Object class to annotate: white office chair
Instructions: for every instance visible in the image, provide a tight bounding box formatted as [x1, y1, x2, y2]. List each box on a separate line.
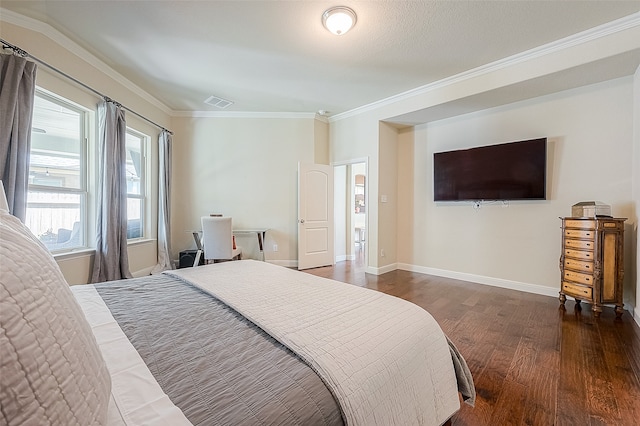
[194, 216, 242, 266]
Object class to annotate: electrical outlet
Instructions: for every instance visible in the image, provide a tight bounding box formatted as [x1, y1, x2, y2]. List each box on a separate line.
[273, 244, 278, 252]
[380, 249, 385, 257]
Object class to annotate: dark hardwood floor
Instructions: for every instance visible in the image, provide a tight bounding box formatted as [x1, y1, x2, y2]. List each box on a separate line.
[303, 248, 640, 426]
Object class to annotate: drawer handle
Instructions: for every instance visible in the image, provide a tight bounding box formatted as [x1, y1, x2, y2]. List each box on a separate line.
[566, 231, 592, 237]
[562, 286, 589, 296]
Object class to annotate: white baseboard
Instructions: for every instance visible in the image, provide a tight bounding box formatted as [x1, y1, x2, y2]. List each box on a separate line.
[131, 265, 155, 278]
[268, 259, 298, 268]
[366, 263, 398, 275]
[396, 263, 559, 298]
[336, 254, 355, 262]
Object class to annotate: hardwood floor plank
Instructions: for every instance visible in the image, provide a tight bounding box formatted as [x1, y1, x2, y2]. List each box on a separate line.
[521, 349, 559, 426]
[614, 318, 640, 384]
[598, 317, 640, 424]
[581, 320, 621, 423]
[519, 303, 560, 426]
[490, 379, 527, 425]
[505, 337, 537, 386]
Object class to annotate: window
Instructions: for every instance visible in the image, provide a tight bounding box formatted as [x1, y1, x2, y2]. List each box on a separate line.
[26, 91, 87, 252]
[125, 129, 146, 239]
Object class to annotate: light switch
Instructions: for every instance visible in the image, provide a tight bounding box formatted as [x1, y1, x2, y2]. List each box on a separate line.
[380, 195, 388, 203]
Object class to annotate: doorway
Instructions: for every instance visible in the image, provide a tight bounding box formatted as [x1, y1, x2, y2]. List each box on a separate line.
[333, 159, 367, 269]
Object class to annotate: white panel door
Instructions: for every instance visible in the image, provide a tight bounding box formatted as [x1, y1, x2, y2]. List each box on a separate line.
[298, 163, 334, 270]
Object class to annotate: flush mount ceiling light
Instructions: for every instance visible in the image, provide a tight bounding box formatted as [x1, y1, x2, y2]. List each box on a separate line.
[322, 6, 357, 36]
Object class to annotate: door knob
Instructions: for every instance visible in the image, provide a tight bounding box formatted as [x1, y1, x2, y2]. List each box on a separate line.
[299, 219, 305, 224]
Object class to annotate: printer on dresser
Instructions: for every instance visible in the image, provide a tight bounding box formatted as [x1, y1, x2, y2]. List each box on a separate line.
[559, 202, 626, 318]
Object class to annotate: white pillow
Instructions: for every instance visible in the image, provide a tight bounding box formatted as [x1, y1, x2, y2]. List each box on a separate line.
[0, 210, 111, 425]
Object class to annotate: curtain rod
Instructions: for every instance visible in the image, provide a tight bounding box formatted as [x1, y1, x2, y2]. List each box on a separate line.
[1, 38, 173, 135]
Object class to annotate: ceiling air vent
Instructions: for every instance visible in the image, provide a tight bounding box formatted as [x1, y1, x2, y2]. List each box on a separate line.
[204, 95, 234, 109]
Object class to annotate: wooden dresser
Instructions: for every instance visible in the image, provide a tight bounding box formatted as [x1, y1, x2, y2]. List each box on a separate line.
[559, 217, 626, 318]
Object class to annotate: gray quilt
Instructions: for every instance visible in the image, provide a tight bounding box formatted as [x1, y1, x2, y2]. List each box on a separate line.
[95, 274, 344, 426]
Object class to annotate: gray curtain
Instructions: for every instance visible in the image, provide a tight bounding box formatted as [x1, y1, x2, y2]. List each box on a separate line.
[91, 99, 132, 283]
[0, 53, 37, 221]
[151, 129, 173, 273]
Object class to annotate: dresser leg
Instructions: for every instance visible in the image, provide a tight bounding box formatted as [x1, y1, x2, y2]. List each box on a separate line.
[615, 305, 624, 318]
[559, 293, 566, 305]
[593, 305, 602, 318]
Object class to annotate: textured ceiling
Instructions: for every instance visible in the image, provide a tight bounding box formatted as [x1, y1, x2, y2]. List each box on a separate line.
[1, 1, 639, 116]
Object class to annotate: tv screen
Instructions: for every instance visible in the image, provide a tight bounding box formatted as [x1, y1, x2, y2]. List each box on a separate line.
[433, 138, 546, 201]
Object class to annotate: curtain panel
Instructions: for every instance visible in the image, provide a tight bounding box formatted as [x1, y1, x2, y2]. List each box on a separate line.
[0, 53, 37, 221]
[91, 99, 132, 283]
[152, 129, 173, 273]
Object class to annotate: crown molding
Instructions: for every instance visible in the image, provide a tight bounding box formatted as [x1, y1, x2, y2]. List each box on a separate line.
[173, 110, 318, 119]
[314, 114, 330, 123]
[330, 12, 640, 123]
[1, 8, 173, 116]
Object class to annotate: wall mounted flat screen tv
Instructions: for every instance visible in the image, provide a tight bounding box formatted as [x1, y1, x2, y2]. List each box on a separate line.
[433, 138, 546, 201]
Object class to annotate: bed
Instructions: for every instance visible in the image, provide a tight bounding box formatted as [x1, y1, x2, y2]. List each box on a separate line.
[0, 204, 475, 426]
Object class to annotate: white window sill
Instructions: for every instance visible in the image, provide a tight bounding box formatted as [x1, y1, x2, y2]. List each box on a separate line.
[52, 238, 156, 261]
[127, 238, 156, 247]
[52, 247, 95, 261]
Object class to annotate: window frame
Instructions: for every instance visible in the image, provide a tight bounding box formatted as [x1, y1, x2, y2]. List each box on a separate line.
[27, 89, 89, 253]
[125, 128, 148, 240]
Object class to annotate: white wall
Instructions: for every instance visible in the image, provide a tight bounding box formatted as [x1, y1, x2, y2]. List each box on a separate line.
[378, 123, 398, 269]
[399, 78, 636, 307]
[314, 118, 330, 165]
[330, 118, 380, 270]
[170, 115, 319, 266]
[334, 165, 348, 261]
[397, 128, 415, 264]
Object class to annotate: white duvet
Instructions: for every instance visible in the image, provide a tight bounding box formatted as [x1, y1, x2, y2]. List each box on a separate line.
[168, 260, 460, 426]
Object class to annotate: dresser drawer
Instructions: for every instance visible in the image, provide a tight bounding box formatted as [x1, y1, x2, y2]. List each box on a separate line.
[562, 281, 593, 300]
[599, 220, 624, 231]
[563, 258, 594, 273]
[564, 239, 595, 250]
[564, 229, 594, 240]
[563, 270, 594, 286]
[564, 248, 594, 261]
[564, 219, 595, 229]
